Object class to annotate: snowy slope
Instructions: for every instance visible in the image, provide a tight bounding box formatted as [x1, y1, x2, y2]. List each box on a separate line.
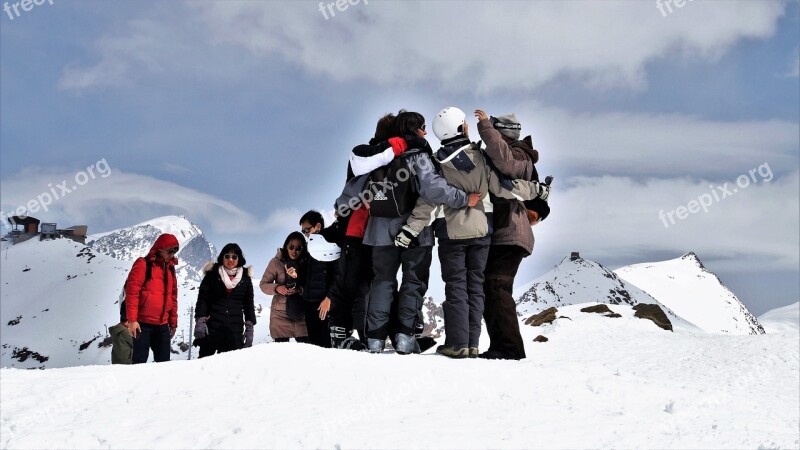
[615, 253, 764, 335]
[1, 219, 271, 369]
[1, 302, 797, 449]
[515, 254, 669, 317]
[759, 302, 800, 334]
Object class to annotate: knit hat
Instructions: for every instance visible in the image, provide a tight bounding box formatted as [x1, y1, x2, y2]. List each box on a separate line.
[491, 114, 521, 140]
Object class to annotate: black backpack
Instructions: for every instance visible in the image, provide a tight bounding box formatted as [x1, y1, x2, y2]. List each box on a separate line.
[367, 154, 418, 218]
[512, 136, 552, 223]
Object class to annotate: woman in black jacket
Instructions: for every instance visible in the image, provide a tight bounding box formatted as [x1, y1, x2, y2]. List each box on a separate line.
[194, 243, 257, 358]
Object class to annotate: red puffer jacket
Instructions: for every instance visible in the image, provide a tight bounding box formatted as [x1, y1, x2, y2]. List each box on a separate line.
[125, 234, 179, 327]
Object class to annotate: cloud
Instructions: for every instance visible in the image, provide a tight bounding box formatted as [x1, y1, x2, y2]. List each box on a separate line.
[58, 0, 786, 94]
[506, 105, 799, 178]
[530, 170, 799, 272]
[0, 166, 263, 235]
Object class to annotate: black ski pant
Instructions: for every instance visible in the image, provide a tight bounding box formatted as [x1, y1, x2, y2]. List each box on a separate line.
[367, 245, 431, 339]
[304, 301, 331, 348]
[132, 323, 171, 364]
[483, 244, 528, 359]
[439, 237, 490, 347]
[198, 325, 243, 358]
[273, 337, 309, 343]
[328, 239, 371, 341]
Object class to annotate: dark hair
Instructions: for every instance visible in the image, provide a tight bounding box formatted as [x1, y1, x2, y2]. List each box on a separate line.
[299, 210, 324, 228]
[374, 113, 397, 141]
[393, 109, 425, 137]
[281, 231, 307, 261]
[217, 243, 246, 267]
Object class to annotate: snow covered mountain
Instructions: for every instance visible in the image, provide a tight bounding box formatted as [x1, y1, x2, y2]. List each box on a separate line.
[759, 302, 799, 334]
[87, 215, 216, 283]
[514, 253, 666, 317]
[1, 217, 269, 369]
[615, 252, 764, 335]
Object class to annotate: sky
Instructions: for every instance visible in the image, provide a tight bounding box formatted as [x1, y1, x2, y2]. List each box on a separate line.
[1, 0, 798, 315]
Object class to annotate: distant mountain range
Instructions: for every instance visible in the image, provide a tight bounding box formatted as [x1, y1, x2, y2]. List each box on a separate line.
[1, 216, 781, 369]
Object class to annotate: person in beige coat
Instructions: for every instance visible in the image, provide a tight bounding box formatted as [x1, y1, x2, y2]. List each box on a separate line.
[260, 232, 309, 342]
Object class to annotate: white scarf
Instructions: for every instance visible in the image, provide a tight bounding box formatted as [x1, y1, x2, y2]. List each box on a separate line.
[219, 265, 243, 290]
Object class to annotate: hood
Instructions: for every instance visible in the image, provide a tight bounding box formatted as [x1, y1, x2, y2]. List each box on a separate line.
[108, 323, 129, 339]
[146, 233, 179, 265]
[435, 139, 477, 172]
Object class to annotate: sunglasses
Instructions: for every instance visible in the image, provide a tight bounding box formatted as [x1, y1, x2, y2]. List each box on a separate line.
[165, 247, 179, 255]
[419, 124, 426, 131]
[288, 244, 303, 251]
[223, 254, 239, 261]
[301, 226, 312, 234]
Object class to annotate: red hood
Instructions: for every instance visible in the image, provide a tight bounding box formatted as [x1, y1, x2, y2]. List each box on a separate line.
[146, 234, 180, 265]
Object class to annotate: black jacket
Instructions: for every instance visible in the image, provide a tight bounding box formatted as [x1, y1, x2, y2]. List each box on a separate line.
[301, 255, 338, 304]
[195, 264, 257, 332]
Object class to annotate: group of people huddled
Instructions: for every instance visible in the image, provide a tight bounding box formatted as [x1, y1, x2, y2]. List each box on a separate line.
[112, 107, 551, 364]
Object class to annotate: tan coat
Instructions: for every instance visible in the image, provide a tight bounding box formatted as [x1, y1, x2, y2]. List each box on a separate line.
[260, 250, 308, 339]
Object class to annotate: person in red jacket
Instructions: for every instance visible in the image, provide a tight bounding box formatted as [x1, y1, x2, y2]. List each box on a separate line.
[125, 233, 180, 364]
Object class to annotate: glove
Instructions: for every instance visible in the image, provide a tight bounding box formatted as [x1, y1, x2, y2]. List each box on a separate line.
[244, 321, 254, 348]
[403, 135, 429, 151]
[387, 137, 408, 157]
[194, 317, 209, 340]
[394, 225, 420, 248]
[535, 182, 551, 202]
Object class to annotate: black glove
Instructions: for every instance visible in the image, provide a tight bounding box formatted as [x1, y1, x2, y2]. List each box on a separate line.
[244, 321, 254, 348]
[194, 317, 209, 340]
[403, 134, 429, 150]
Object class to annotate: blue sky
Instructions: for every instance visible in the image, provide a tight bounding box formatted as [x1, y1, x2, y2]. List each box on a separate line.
[1, 0, 798, 315]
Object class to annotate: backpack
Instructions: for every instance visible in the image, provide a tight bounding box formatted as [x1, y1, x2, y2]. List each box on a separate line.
[512, 136, 552, 224]
[367, 154, 418, 218]
[119, 258, 176, 322]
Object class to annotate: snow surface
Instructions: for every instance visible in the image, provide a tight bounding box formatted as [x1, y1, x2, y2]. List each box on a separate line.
[615, 253, 764, 335]
[1, 303, 797, 449]
[759, 302, 800, 334]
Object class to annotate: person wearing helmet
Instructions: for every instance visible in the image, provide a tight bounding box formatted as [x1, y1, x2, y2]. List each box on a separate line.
[298, 210, 340, 348]
[400, 107, 550, 359]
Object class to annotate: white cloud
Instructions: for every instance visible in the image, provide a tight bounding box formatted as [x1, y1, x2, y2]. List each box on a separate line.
[58, 0, 786, 93]
[502, 105, 799, 178]
[529, 170, 799, 272]
[0, 167, 262, 235]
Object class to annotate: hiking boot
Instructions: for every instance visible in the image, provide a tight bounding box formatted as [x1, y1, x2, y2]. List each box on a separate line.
[394, 333, 420, 355]
[367, 338, 385, 353]
[478, 349, 518, 360]
[436, 345, 469, 359]
[416, 336, 437, 353]
[468, 347, 479, 359]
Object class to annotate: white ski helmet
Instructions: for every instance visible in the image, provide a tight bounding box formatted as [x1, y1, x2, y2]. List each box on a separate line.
[432, 107, 467, 141]
[306, 233, 341, 262]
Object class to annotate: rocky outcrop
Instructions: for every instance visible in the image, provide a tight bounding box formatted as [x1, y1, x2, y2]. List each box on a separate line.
[633, 304, 673, 331]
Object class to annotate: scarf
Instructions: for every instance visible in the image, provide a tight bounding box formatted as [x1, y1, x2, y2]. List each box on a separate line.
[219, 265, 243, 290]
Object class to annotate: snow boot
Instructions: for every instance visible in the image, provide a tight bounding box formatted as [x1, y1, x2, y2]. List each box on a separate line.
[436, 345, 469, 359]
[413, 322, 436, 353]
[367, 338, 385, 353]
[394, 333, 420, 355]
[416, 336, 437, 353]
[330, 326, 366, 351]
[469, 347, 479, 359]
